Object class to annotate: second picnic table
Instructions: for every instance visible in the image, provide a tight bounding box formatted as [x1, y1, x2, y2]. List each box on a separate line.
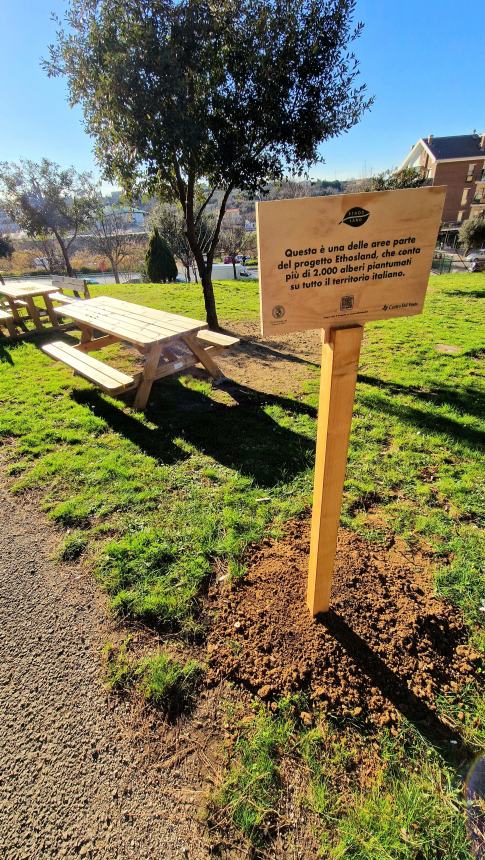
[43, 295, 238, 410]
[0, 280, 59, 331]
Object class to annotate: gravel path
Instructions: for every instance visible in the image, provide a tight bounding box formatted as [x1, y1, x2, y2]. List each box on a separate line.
[0, 484, 214, 860]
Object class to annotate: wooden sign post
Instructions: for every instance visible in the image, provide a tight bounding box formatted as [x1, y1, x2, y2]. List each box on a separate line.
[257, 186, 446, 616]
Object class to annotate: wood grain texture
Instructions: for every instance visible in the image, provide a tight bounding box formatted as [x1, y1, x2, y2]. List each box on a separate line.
[307, 325, 363, 615]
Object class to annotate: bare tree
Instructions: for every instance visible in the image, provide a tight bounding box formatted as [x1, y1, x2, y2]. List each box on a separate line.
[218, 216, 246, 279]
[90, 206, 132, 283]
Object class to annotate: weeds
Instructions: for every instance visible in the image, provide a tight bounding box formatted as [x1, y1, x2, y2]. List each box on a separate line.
[104, 640, 203, 714]
[57, 531, 88, 562]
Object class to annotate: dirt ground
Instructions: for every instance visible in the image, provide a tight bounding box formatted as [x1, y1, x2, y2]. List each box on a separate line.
[207, 516, 480, 733]
[0, 481, 241, 860]
[216, 321, 322, 395]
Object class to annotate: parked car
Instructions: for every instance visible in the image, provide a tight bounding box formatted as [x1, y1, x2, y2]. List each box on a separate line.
[465, 248, 485, 261]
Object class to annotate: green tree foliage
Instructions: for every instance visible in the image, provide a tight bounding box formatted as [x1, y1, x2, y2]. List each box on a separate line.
[149, 201, 213, 283]
[45, 0, 371, 327]
[0, 234, 14, 260]
[145, 228, 178, 283]
[459, 216, 485, 254]
[0, 159, 98, 276]
[368, 167, 426, 191]
[0, 234, 14, 284]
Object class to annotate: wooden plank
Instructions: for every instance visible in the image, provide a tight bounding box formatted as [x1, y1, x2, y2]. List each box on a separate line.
[43, 294, 59, 328]
[25, 297, 44, 331]
[55, 303, 203, 347]
[154, 353, 197, 379]
[134, 343, 164, 409]
[49, 292, 75, 304]
[196, 330, 239, 348]
[182, 334, 225, 381]
[99, 296, 204, 329]
[73, 334, 120, 353]
[42, 341, 135, 392]
[0, 282, 55, 299]
[307, 325, 363, 615]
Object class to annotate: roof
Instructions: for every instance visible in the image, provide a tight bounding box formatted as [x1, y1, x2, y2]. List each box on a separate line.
[424, 134, 485, 160]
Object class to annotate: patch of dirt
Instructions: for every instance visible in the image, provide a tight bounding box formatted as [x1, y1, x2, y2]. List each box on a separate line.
[207, 516, 481, 731]
[216, 321, 322, 396]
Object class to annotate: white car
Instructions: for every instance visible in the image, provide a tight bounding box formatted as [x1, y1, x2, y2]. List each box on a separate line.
[466, 248, 485, 261]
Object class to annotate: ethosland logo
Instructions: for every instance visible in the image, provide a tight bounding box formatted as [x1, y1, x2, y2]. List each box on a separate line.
[341, 207, 370, 228]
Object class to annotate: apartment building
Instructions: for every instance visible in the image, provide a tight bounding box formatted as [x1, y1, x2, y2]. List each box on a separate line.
[399, 133, 485, 224]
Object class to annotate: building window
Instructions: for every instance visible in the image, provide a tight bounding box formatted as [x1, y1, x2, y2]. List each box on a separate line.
[466, 164, 475, 181]
[457, 210, 464, 222]
[461, 188, 469, 206]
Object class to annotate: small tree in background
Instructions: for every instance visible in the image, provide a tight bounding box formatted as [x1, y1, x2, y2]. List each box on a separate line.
[0, 234, 14, 284]
[459, 216, 485, 254]
[0, 159, 98, 276]
[218, 216, 246, 279]
[149, 202, 213, 283]
[91, 205, 132, 283]
[145, 228, 178, 283]
[368, 167, 426, 192]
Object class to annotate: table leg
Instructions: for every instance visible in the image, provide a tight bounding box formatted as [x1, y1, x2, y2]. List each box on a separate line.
[25, 297, 44, 331]
[182, 334, 225, 382]
[6, 298, 22, 325]
[80, 325, 94, 344]
[134, 343, 163, 410]
[43, 295, 59, 328]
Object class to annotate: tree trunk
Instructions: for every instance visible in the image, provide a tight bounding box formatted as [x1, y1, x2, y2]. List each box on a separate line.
[201, 267, 219, 330]
[108, 253, 120, 283]
[232, 257, 237, 280]
[54, 231, 74, 277]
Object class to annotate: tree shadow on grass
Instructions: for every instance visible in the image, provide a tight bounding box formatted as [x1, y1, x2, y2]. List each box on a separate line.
[358, 387, 484, 450]
[358, 373, 485, 423]
[73, 379, 316, 488]
[317, 610, 469, 765]
[443, 288, 485, 299]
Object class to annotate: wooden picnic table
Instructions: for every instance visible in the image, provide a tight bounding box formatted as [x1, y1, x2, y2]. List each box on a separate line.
[48, 295, 238, 410]
[0, 280, 59, 331]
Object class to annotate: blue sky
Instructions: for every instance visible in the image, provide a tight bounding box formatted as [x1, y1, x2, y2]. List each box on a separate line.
[1, 0, 483, 184]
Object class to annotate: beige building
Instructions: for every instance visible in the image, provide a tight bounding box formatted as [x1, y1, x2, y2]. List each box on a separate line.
[399, 133, 485, 224]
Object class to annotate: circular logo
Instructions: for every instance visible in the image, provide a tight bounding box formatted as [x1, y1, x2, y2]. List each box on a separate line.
[272, 305, 286, 320]
[341, 207, 370, 228]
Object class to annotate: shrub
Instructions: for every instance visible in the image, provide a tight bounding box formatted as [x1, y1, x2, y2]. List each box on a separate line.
[145, 227, 178, 283]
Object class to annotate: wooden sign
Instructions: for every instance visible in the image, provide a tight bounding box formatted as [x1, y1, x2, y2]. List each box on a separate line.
[257, 186, 446, 336]
[256, 187, 445, 616]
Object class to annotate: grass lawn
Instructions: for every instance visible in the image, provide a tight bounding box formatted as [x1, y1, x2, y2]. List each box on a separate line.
[0, 272, 483, 857]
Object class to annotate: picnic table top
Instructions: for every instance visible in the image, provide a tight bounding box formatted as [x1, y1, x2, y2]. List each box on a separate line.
[54, 295, 207, 347]
[0, 280, 55, 299]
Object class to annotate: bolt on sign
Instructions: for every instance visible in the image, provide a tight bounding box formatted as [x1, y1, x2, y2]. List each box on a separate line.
[256, 186, 446, 615]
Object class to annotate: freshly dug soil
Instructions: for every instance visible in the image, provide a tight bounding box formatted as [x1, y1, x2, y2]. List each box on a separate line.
[207, 516, 480, 730]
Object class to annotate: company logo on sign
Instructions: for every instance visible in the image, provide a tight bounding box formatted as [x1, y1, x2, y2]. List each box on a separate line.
[272, 304, 286, 320]
[341, 207, 370, 228]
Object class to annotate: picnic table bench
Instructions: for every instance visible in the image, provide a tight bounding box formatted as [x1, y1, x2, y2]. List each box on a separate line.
[42, 295, 239, 409]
